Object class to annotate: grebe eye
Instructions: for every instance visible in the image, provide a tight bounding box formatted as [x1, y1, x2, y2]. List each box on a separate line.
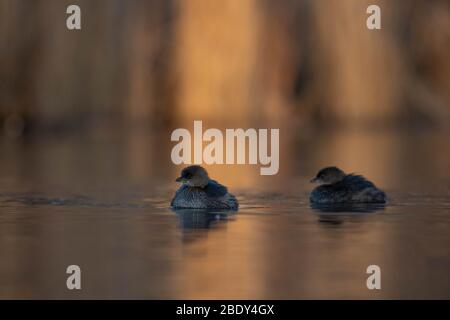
[183, 172, 193, 179]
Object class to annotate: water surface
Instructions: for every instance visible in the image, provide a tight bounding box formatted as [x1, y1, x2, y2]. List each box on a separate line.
[0, 129, 449, 299]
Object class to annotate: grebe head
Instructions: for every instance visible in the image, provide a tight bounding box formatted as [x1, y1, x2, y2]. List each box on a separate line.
[175, 165, 210, 188]
[310, 166, 346, 185]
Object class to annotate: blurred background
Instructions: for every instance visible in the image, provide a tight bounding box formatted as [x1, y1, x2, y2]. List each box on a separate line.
[1, 0, 449, 130]
[0, 0, 449, 186]
[0, 0, 449, 299]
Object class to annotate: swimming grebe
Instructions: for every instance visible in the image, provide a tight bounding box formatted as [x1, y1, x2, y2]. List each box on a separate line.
[309, 166, 386, 204]
[171, 165, 239, 210]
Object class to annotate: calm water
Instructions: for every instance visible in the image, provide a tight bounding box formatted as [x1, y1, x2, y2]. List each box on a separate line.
[0, 129, 449, 299]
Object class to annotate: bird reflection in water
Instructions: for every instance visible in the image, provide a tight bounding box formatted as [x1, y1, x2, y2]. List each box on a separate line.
[310, 203, 386, 225]
[172, 208, 236, 230]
